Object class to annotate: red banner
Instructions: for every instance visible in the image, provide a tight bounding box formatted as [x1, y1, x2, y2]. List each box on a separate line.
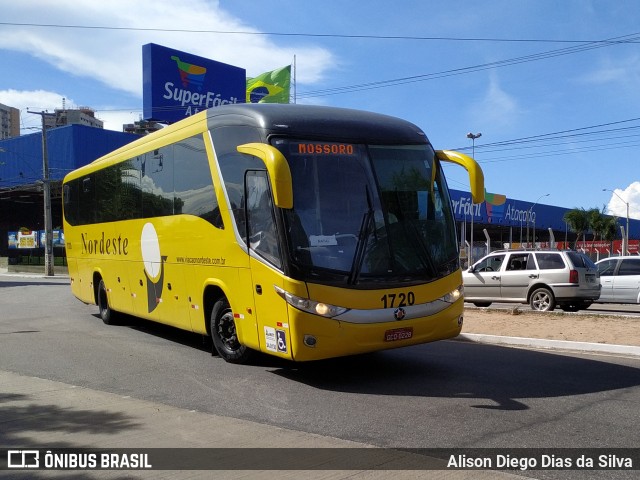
[556, 240, 639, 254]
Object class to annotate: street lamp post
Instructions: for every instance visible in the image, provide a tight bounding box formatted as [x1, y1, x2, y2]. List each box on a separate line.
[527, 193, 550, 248]
[603, 188, 630, 255]
[466, 132, 481, 264]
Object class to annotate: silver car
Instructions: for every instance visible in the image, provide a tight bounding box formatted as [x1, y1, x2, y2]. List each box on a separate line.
[463, 250, 601, 311]
[595, 256, 640, 304]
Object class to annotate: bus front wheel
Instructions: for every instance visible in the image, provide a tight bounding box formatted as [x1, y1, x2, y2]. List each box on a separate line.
[210, 298, 253, 364]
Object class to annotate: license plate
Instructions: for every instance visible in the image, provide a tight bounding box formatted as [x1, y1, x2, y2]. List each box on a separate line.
[586, 274, 596, 284]
[384, 327, 413, 342]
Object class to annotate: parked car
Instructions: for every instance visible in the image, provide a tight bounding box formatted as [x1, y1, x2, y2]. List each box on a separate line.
[595, 256, 640, 304]
[463, 250, 600, 311]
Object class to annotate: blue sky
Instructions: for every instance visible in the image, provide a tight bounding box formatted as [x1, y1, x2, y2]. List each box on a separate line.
[1, 0, 640, 218]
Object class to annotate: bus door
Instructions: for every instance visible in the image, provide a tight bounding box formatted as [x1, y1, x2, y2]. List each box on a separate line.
[245, 171, 292, 359]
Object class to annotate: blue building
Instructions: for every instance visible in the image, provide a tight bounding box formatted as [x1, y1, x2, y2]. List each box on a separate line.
[449, 189, 640, 263]
[0, 125, 137, 257]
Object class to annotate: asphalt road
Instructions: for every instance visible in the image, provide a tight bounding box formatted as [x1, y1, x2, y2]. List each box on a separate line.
[2, 275, 640, 480]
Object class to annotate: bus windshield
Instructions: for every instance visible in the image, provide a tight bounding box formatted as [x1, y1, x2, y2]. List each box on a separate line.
[273, 139, 459, 285]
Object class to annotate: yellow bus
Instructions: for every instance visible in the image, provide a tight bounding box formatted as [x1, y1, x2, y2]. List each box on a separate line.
[62, 104, 484, 363]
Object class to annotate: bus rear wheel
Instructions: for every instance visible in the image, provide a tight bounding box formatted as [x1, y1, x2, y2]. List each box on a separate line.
[97, 279, 117, 325]
[210, 298, 253, 364]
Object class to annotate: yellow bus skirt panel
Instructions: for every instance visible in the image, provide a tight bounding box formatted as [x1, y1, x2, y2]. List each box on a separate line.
[287, 299, 464, 362]
[66, 257, 90, 304]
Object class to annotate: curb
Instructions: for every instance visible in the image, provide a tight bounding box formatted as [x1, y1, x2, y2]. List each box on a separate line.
[456, 333, 640, 357]
[0, 272, 69, 279]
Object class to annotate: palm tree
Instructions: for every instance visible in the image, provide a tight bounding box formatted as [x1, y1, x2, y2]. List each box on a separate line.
[602, 216, 619, 240]
[587, 208, 604, 240]
[563, 208, 590, 248]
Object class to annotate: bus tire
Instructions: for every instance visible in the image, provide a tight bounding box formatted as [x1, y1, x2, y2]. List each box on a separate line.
[97, 279, 118, 325]
[210, 298, 253, 364]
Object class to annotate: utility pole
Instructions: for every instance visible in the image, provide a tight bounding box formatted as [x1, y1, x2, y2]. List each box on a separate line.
[28, 110, 54, 276]
[466, 132, 481, 264]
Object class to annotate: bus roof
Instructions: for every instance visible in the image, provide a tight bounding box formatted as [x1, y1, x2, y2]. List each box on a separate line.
[64, 104, 431, 182]
[206, 103, 430, 145]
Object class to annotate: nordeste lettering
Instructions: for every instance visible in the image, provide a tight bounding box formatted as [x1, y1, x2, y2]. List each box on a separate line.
[81, 232, 129, 256]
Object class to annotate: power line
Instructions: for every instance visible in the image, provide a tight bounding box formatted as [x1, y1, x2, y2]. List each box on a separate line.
[5, 20, 639, 103]
[2, 21, 640, 44]
[298, 32, 640, 98]
[454, 117, 640, 152]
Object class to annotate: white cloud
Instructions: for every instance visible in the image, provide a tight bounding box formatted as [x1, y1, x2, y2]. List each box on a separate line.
[605, 182, 640, 220]
[96, 109, 143, 133]
[1, 1, 336, 132]
[469, 74, 519, 131]
[0, 0, 334, 96]
[582, 54, 640, 84]
[0, 89, 71, 132]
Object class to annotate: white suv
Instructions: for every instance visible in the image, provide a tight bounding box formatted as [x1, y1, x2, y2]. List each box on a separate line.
[463, 250, 601, 311]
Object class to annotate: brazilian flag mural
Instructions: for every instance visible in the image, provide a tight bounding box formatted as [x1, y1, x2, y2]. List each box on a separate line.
[246, 65, 291, 103]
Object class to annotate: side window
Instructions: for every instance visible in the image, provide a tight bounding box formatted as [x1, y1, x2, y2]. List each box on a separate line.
[597, 260, 617, 277]
[62, 182, 78, 226]
[246, 170, 281, 268]
[567, 251, 597, 269]
[118, 159, 142, 220]
[95, 168, 118, 223]
[211, 126, 263, 235]
[536, 253, 566, 270]
[526, 254, 537, 270]
[474, 254, 505, 272]
[174, 135, 223, 228]
[142, 146, 174, 218]
[507, 253, 531, 271]
[78, 175, 96, 225]
[66, 135, 220, 227]
[618, 259, 640, 276]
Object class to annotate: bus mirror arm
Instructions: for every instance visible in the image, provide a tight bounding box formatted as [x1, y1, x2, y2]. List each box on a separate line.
[237, 143, 294, 209]
[436, 150, 485, 204]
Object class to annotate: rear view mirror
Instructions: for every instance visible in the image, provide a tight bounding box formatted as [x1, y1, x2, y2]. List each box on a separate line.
[237, 143, 293, 209]
[436, 150, 485, 204]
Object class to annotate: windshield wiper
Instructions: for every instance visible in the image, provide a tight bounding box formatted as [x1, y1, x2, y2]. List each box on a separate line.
[348, 187, 374, 285]
[406, 221, 437, 277]
[389, 188, 436, 277]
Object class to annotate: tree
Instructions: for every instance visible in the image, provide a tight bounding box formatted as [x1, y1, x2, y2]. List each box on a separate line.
[564, 206, 620, 248]
[563, 207, 590, 247]
[587, 207, 610, 241]
[601, 214, 619, 242]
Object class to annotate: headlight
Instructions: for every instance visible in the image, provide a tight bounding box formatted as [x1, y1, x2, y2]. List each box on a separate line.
[274, 286, 349, 318]
[441, 285, 464, 303]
